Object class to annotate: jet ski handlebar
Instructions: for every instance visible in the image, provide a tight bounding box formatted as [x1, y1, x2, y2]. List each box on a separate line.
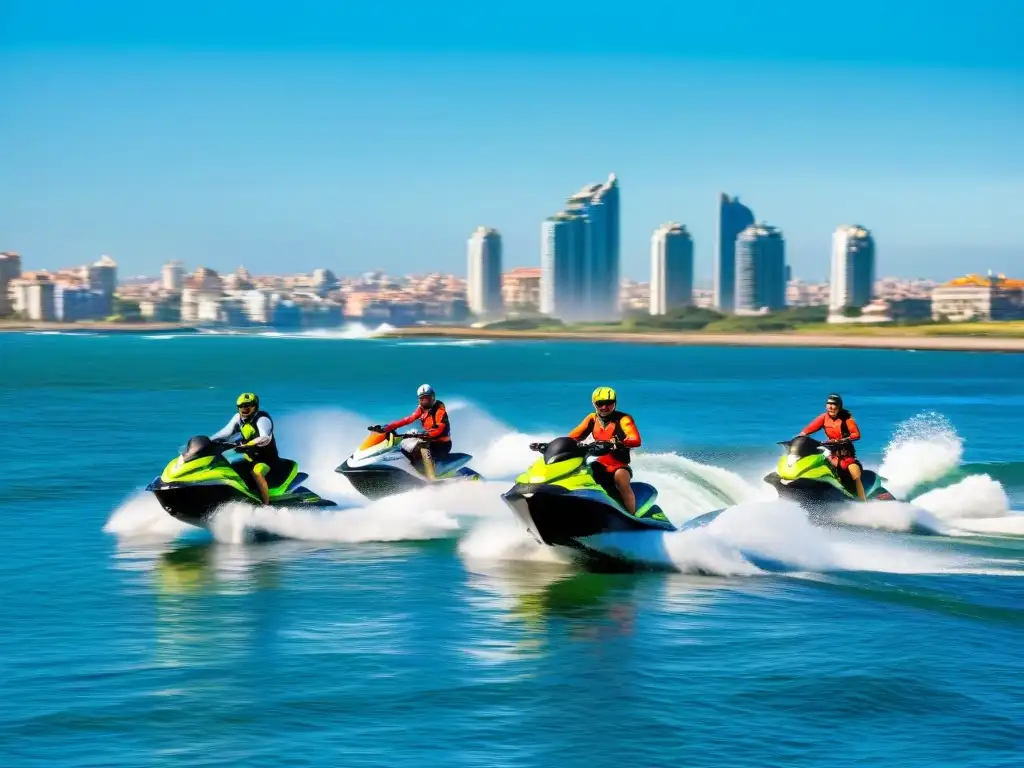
[366, 425, 429, 440]
[528, 439, 616, 455]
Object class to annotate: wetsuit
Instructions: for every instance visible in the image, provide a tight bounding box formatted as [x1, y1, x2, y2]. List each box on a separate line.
[383, 400, 453, 469]
[800, 409, 862, 485]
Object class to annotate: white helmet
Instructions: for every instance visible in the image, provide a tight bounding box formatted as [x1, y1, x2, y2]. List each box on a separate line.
[417, 384, 435, 399]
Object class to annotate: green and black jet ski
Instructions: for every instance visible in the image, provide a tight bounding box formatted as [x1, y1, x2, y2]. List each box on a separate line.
[501, 437, 676, 550]
[146, 435, 336, 528]
[763, 435, 895, 513]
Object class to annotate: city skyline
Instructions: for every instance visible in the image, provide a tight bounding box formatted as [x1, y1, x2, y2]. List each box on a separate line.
[2, 3, 1021, 281]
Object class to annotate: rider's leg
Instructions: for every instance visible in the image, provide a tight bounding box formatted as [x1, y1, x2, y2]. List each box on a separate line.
[613, 467, 636, 516]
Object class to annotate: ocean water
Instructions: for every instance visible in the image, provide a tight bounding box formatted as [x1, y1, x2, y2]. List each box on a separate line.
[2, 329, 1023, 768]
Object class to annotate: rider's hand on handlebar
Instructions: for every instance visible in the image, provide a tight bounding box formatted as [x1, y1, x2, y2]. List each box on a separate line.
[368, 424, 383, 432]
[529, 442, 548, 452]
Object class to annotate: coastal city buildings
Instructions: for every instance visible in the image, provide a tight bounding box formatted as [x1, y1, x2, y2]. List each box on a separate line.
[466, 226, 504, 320]
[649, 222, 694, 315]
[930, 273, 1024, 321]
[734, 223, 788, 313]
[714, 193, 756, 312]
[4, 185, 1020, 330]
[0, 252, 22, 317]
[540, 173, 620, 322]
[829, 225, 876, 315]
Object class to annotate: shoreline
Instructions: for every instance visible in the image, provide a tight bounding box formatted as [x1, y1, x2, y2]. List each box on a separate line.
[382, 326, 1024, 353]
[0, 321, 199, 334]
[3, 321, 1024, 352]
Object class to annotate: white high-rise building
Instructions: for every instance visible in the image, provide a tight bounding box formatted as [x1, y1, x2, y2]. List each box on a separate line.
[829, 225, 875, 312]
[650, 223, 694, 315]
[162, 260, 185, 292]
[467, 226, 504, 319]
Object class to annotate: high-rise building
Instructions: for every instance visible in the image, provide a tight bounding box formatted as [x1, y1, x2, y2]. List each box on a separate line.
[714, 194, 755, 312]
[162, 260, 185, 292]
[829, 225, 875, 312]
[540, 213, 586, 317]
[467, 226, 504, 319]
[650, 223, 694, 315]
[540, 173, 620, 321]
[735, 223, 787, 313]
[0, 252, 22, 317]
[87, 255, 117, 316]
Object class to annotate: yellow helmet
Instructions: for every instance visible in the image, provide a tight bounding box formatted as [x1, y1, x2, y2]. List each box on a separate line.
[591, 386, 617, 405]
[236, 392, 259, 409]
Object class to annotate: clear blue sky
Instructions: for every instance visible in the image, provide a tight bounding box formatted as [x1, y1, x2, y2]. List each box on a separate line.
[1, 0, 1021, 282]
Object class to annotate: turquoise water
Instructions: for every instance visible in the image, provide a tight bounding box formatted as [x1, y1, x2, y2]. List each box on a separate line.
[3, 330, 1024, 767]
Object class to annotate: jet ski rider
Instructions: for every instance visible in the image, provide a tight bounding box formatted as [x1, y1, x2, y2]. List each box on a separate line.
[370, 384, 452, 481]
[568, 386, 642, 516]
[798, 392, 867, 501]
[210, 392, 279, 505]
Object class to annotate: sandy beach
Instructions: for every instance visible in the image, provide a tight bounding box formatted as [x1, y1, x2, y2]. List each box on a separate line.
[382, 325, 1024, 353]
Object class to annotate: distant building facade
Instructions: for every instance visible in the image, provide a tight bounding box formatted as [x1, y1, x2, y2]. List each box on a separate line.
[649, 222, 694, 315]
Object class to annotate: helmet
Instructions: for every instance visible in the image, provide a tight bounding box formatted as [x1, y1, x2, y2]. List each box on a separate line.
[826, 393, 843, 408]
[592, 386, 617, 406]
[417, 384, 435, 400]
[236, 392, 259, 417]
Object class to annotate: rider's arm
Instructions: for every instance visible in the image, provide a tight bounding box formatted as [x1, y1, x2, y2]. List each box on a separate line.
[618, 415, 641, 448]
[210, 415, 241, 441]
[569, 414, 596, 441]
[383, 407, 423, 432]
[799, 414, 825, 436]
[844, 416, 862, 441]
[423, 403, 449, 439]
[245, 415, 275, 447]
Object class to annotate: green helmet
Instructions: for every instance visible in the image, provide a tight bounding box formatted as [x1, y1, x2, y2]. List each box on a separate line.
[236, 392, 259, 411]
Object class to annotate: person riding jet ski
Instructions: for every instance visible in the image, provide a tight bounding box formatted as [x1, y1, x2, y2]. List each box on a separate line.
[368, 384, 451, 480]
[798, 392, 867, 501]
[209, 392, 280, 505]
[533, 386, 642, 515]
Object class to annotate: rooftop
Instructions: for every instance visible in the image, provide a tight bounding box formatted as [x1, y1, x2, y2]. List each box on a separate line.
[940, 273, 1024, 289]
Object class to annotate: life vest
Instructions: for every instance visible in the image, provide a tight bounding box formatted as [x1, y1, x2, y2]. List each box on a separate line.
[239, 410, 280, 461]
[591, 410, 636, 464]
[420, 400, 451, 442]
[822, 413, 852, 441]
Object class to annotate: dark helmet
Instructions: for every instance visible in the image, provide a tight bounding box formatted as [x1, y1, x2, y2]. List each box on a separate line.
[826, 393, 843, 408]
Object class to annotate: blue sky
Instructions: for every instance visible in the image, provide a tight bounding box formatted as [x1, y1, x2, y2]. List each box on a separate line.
[2, 1, 1021, 283]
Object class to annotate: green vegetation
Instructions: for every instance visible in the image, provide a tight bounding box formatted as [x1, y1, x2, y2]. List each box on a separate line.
[477, 305, 1024, 338]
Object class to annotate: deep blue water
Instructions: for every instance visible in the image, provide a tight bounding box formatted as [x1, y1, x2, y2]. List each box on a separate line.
[2, 331, 1023, 767]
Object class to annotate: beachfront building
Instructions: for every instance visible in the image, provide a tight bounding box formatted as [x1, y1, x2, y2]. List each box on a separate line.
[467, 226, 504, 319]
[735, 223, 787, 313]
[930, 273, 1024, 321]
[714, 193, 756, 312]
[540, 173, 620, 322]
[162, 260, 185, 292]
[829, 225, 875, 314]
[649, 222, 694, 315]
[10, 272, 57, 321]
[0, 252, 22, 317]
[87, 255, 117, 317]
[540, 212, 587, 319]
[502, 267, 541, 311]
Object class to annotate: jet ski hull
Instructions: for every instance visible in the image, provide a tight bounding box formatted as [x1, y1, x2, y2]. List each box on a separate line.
[763, 472, 894, 519]
[336, 460, 480, 501]
[147, 480, 334, 528]
[502, 483, 675, 547]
